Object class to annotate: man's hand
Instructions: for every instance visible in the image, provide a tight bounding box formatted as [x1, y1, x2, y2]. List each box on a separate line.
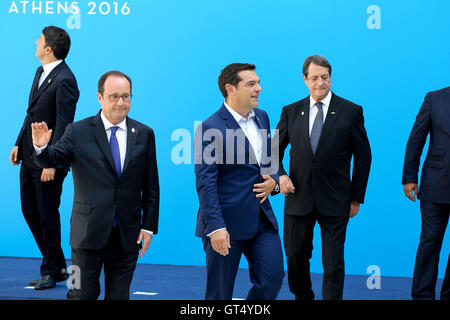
[137, 230, 153, 258]
[10, 146, 21, 165]
[280, 175, 295, 195]
[403, 183, 419, 202]
[210, 229, 231, 256]
[253, 175, 277, 204]
[40, 168, 56, 182]
[350, 201, 360, 218]
[31, 122, 52, 147]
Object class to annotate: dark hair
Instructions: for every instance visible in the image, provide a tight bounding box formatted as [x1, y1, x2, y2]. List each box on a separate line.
[303, 55, 332, 78]
[98, 70, 132, 95]
[218, 63, 256, 98]
[42, 26, 71, 60]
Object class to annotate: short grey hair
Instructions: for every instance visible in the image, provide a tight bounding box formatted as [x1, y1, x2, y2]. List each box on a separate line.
[303, 55, 332, 78]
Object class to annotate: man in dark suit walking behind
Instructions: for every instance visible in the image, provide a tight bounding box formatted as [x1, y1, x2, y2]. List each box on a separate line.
[10, 26, 79, 289]
[275, 55, 372, 300]
[402, 86, 450, 300]
[31, 70, 160, 300]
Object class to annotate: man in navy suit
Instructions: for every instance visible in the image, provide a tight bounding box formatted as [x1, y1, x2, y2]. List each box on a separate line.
[31, 70, 160, 300]
[9, 26, 79, 289]
[194, 63, 284, 300]
[402, 86, 450, 300]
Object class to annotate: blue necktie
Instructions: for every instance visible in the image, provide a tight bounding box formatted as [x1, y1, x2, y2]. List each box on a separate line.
[310, 102, 324, 155]
[110, 126, 121, 226]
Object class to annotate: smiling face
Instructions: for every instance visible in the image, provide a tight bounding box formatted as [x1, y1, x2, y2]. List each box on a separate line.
[97, 75, 131, 125]
[303, 63, 331, 102]
[226, 70, 262, 115]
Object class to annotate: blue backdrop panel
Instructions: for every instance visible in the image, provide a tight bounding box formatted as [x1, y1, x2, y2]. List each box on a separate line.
[1, 0, 449, 279]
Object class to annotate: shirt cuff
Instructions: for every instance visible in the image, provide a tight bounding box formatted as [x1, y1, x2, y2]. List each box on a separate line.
[33, 144, 47, 155]
[141, 229, 153, 235]
[207, 227, 226, 237]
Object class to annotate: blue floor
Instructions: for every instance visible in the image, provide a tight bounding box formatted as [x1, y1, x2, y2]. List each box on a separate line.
[0, 256, 442, 300]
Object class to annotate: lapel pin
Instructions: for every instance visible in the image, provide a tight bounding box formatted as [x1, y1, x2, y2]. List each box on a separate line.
[331, 111, 336, 115]
[301, 111, 305, 116]
[131, 128, 136, 133]
[48, 79, 52, 84]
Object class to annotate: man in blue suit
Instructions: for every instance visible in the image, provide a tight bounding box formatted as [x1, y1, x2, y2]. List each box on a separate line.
[194, 63, 284, 300]
[402, 86, 450, 300]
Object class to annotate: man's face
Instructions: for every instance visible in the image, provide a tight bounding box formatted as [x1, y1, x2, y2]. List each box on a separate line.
[303, 63, 331, 101]
[97, 76, 131, 125]
[35, 34, 47, 60]
[228, 70, 262, 111]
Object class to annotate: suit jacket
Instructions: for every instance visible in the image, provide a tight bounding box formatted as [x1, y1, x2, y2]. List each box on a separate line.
[16, 61, 79, 171]
[402, 86, 450, 204]
[276, 93, 372, 217]
[195, 104, 280, 240]
[34, 112, 160, 252]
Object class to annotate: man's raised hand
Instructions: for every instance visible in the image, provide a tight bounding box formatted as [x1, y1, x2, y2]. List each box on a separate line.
[31, 122, 52, 147]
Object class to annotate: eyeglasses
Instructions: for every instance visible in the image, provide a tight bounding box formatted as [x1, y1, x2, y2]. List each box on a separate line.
[307, 75, 330, 83]
[107, 94, 133, 102]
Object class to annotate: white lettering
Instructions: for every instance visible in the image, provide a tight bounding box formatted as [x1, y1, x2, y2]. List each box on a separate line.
[9, 0, 19, 13]
[366, 265, 382, 289]
[46, 1, 54, 14]
[20, 1, 29, 14]
[367, 5, 381, 30]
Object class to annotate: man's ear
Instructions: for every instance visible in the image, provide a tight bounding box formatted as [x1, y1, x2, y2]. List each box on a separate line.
[225, 83, 235, 97]
[302, 74, 308, 85]
[97, 92, 103, 104]
[44, 45, 53, 56]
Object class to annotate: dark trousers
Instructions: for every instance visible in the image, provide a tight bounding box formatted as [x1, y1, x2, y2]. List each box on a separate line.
[66, 227, 138, 300]
[412, 200, 450, 300]
[284, 208, 349, 300]
[203, 212, 284, 300]
[19, 164, 67, 278]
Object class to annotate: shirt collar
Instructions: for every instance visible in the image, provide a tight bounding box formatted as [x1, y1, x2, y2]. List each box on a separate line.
[100, 111, 127, 132]
[42, 60, 63, 76]
[224, 101, 255, 123]
[309, 90, 332, 109]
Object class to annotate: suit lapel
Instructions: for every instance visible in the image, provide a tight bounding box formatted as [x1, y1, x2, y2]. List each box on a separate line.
[445, 89, 450, 134]
[220, 105, 258, 166]
[249, 111, 264, 166]
[314, 93, 339, 157]
[254, 110, 274, 168]
[29, 61, 66, 108]
[92, 113, 117, 176]
[297, 99, 313, 156]
[121, 117, 137, 177]
[28, 66, 43, 107]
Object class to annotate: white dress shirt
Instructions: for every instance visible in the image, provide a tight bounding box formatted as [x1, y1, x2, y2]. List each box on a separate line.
[100, 111, 127, 171]
[309, 90, 332, 136]
[224, 101, 263, 165]
[38, 60, 63, 88]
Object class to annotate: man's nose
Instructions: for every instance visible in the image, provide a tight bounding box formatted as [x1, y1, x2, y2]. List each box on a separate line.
[116, 96, 127, 104]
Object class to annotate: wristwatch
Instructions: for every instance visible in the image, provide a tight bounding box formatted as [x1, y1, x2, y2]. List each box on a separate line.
[274, 183, 280, 193]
